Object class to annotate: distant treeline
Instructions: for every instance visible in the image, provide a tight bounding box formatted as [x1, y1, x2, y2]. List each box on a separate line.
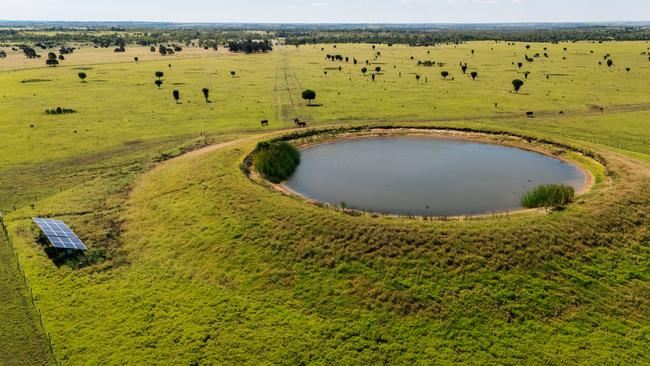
[0, 28, 274, 50]
[281, 26, 650, 45]
[1, 25, 649, 50]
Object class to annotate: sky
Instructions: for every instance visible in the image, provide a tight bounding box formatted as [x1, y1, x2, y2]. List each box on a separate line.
[1, 0, 649, 24]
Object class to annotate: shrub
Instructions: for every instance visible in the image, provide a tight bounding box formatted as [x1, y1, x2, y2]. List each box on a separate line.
[45, 107, 77, 115]
[521, 184, 575, 209]
[301, 89, 316, 105]
[254, 142, 301, 183]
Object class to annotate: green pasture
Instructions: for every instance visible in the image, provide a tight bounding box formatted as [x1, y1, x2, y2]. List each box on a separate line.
[1, 41, 650, 364]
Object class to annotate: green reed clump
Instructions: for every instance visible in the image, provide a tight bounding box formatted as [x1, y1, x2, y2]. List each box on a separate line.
[254, 141, 301, 183]
[521, 184, 575, 209]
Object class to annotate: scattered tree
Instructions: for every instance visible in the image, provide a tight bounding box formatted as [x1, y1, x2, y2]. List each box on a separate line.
[301, 89, 316, 105]
[155, 80, 163, 89]
[470, 71, 478, 80]
[375, 66, 381, 73]
[461, 64, 468, 74]
[415, 74, 421, 83]
[512, 79, 525, 93]
[202, 88, 210, 103]
[78, 72, 87, 82]
[172, 90, 180, 104]
[46, 52, 59, 66]
[155, 71, 164, 80]
[361, 67, 368, 75]
[607, 59, 614, 67]
[441, 71, 449, 80]
[230, 70, 236, 78]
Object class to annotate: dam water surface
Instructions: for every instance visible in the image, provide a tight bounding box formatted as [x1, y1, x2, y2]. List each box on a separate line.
[284, 136, 586, 216]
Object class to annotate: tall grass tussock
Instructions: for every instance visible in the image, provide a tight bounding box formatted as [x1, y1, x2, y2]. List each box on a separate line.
[254, 141, 301, 183]
[521, 184, 575, 209]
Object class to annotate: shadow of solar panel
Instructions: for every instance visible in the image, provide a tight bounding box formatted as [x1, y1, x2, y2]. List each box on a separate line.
[33, 217, 88, 251]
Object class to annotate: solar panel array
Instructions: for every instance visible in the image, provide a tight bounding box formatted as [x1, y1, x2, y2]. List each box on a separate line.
[33, 217, 87, 251]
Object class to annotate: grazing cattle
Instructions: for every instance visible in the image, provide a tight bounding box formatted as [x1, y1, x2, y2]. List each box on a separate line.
[260, 119, 269, 126]
[526, 111, 535, 118]
[297, 121, 307, 128]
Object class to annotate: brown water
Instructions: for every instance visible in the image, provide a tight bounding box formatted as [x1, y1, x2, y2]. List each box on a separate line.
[284, 136, 586, 216]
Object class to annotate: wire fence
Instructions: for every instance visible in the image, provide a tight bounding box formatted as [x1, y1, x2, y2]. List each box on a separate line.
[0, 211, 61, 366]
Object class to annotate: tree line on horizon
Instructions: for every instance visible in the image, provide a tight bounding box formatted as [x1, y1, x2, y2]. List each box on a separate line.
[1, 25, 650, 50]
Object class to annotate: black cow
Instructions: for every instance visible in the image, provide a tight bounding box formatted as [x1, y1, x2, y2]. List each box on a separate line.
[260, 120, 269, 126]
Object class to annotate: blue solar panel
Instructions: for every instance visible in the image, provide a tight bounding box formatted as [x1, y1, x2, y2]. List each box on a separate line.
[33, 217, 87, 251]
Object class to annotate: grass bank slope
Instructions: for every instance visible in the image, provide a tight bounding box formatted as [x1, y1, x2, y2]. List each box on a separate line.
[7, 133, 650, 364]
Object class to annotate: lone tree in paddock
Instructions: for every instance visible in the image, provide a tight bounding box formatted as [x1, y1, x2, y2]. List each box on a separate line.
[415, 74, 421, 83]
[202, 88, 210, 103]
[155, 71, 164, 80]
[78, 72, 87, 82]
[512, 79, 525, 93]
[172, 90, 181, 104]
[302, 89, 316, 105]
[134, 57, 139, 62]
[361, 67, 368, 75]
[471, 71, 478, 80]
[46, 52, 59, 67]
[607, 59, 614, 68]
[441, 71, 449, 80]
[230, 70, 236, 78]
[155, 80, 163, 89]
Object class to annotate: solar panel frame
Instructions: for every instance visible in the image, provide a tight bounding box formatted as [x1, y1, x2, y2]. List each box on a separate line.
[33, 217, 87, 251]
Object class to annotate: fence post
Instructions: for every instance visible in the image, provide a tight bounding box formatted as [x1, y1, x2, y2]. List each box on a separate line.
[1, 213, 60, 365]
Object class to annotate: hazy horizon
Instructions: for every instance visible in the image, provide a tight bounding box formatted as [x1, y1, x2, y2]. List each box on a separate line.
[2, 0, 649, 24]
